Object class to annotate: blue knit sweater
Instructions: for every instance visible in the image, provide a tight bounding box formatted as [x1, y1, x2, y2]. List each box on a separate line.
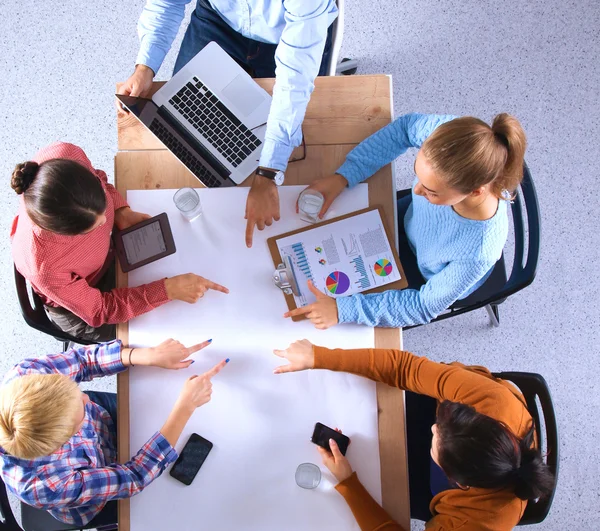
[335, 113, 508, 328]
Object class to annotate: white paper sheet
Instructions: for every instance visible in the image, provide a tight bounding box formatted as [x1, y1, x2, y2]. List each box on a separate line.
[277, 208, 402, 307]
[127, 185, 382, 531]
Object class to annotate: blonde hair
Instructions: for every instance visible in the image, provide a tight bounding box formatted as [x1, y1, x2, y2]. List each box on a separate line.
[0, 374, 81, 459]
[421, 114, 527, 199]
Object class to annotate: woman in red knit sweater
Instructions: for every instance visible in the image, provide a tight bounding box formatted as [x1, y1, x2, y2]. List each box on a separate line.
[10, 142, 228, 341]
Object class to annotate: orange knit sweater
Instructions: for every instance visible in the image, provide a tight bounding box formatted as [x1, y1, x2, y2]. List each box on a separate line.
[313, 346, 533, 531]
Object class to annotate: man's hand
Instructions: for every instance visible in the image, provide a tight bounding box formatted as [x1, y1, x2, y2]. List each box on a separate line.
[245, 174, 280, 248]
[118, 64, 155, 98]
[114, 207, 151, 230]
[165, 274, 229, 303]
[297, 174, 348, 219]
[116, 64, 155, 116]
[317, 435, 354, 483]
[283, 281, 339, 329]
[272, 339, 315, 374]
[147, 338, 213, 370]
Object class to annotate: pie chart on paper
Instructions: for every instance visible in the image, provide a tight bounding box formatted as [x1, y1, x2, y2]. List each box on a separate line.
[374, 259, 393, 277]
[326, 271, 350, 295]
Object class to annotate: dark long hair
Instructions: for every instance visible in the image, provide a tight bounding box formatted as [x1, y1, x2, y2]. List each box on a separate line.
[11, 159, 106, 235]
[436, 401, 554, 500]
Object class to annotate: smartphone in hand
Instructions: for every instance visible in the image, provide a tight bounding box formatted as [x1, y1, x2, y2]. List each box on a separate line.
[311, 422, 350, 456]
[170, 433, 213, 486]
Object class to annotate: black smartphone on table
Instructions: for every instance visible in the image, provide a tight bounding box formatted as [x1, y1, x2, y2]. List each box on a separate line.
[169, 433, 213, 486]
[311, 422, 350, 456]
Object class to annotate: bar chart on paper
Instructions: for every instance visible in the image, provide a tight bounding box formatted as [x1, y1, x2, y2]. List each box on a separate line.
[276, 209, 402, 307]
[291, 242, 313, 281]
[351, 256, 370, 289]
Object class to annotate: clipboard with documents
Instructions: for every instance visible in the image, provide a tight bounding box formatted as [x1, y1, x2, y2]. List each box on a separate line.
[267, 206, 408, 320]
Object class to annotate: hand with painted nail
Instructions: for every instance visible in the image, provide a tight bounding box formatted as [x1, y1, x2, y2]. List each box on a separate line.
[146, 338, 215, 370]
[176, 358, 229, 412]
[161, 356, 229, 447]
[316, 433, 353, 483]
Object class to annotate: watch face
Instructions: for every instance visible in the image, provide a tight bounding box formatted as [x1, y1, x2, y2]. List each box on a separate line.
[274, 171, 285, 186]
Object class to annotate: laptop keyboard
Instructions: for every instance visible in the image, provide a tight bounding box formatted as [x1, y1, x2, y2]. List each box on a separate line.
[149, 119, 223, 188]
[168, 77, 262, 168]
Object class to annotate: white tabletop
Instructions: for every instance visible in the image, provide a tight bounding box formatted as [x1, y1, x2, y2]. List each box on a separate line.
[125, 186, 382, 531]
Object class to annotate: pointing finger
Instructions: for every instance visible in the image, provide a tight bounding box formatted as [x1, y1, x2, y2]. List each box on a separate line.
[186, 340, 213, 355]
[284, 305, 313, 319]
[273, 364, 294, 374]
[204, 359, 228, 379]
[245, 218, 255, 248]
[204, 280, 230, 294]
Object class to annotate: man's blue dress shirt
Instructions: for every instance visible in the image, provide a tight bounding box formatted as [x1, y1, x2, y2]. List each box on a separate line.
[136, 0, 338, 171]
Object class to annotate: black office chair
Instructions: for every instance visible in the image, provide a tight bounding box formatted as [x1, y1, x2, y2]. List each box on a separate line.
[13, 266, 96, 351]
[407, 371, 558, 525]
[0, 475, 117, 531]
[401, 162, 541, 329]
[492, 372, 559, 525]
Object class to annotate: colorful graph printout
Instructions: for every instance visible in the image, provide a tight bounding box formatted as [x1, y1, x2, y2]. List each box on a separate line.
[275, 208, 402, 307]
[326, 271, 350, 295]
[374, 259, 393, 277]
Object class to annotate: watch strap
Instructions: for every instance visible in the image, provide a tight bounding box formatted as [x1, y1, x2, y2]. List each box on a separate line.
[255, 167, 278, 180]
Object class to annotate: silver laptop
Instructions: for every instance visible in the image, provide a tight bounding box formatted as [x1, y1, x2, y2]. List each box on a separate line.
[117, 41, 271, 187]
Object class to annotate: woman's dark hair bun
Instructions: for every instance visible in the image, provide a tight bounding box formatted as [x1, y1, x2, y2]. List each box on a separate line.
[513, 439, 555, 501]
[11, 161, 40, 195]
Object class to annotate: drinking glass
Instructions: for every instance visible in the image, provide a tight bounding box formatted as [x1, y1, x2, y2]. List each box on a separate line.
[295, 463, 321, 489]
[298, 189, 324, 224]
[173, 187, 203, 222]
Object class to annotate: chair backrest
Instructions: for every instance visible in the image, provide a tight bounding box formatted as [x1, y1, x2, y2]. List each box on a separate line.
[501, 162, 541, 299]
[0, 475, 21, 531]
[492, 372, 559, 525]
[407, 162, 541, 327]
[327, 0, 345, 76]
[13, 266, 92, 346]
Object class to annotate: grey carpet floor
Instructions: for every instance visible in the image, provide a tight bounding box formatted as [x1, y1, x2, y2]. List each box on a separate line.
[1, 1, 598, 529]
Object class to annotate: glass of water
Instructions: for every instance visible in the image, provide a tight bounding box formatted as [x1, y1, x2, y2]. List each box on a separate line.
[295, 463, 321, 489]
[173, 187, 203, 222]
[298, 189, 324, 224]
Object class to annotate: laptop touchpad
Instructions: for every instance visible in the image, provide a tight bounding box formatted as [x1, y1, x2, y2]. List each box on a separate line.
[221, 74, 265, 117]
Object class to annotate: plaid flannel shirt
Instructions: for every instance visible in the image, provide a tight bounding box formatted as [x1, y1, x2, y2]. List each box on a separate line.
[0, 341, 178, 526]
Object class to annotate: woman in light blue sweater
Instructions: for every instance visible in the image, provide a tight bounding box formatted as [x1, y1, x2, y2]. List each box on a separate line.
[285, 113, 527, 328]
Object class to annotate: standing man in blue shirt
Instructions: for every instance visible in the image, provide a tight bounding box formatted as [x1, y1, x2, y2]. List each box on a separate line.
[118, 0, 338, 247]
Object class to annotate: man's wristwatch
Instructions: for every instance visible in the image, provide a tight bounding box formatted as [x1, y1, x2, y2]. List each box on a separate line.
[256, 167, 285, 186]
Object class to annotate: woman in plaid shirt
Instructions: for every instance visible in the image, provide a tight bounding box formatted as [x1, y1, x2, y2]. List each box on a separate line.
[0, 338, 228, 527]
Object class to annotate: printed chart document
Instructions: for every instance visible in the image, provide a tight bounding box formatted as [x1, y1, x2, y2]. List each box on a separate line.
[125, 186, 382, 531]
[276, 209, 402, 307]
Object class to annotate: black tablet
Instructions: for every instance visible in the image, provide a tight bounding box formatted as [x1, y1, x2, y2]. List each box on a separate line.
[114, 213, 176, 272]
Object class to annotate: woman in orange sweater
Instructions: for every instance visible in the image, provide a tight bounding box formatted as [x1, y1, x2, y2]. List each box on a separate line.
[273, 341, 554, 530]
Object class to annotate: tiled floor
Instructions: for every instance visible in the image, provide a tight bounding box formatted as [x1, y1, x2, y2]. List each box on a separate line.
[1, 0, 598, 529]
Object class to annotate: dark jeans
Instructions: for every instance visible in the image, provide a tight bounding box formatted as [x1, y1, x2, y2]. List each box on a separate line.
[397, 193, 426, 290]
[174, 0, 334, 77]
[46, 262, 117, 343]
